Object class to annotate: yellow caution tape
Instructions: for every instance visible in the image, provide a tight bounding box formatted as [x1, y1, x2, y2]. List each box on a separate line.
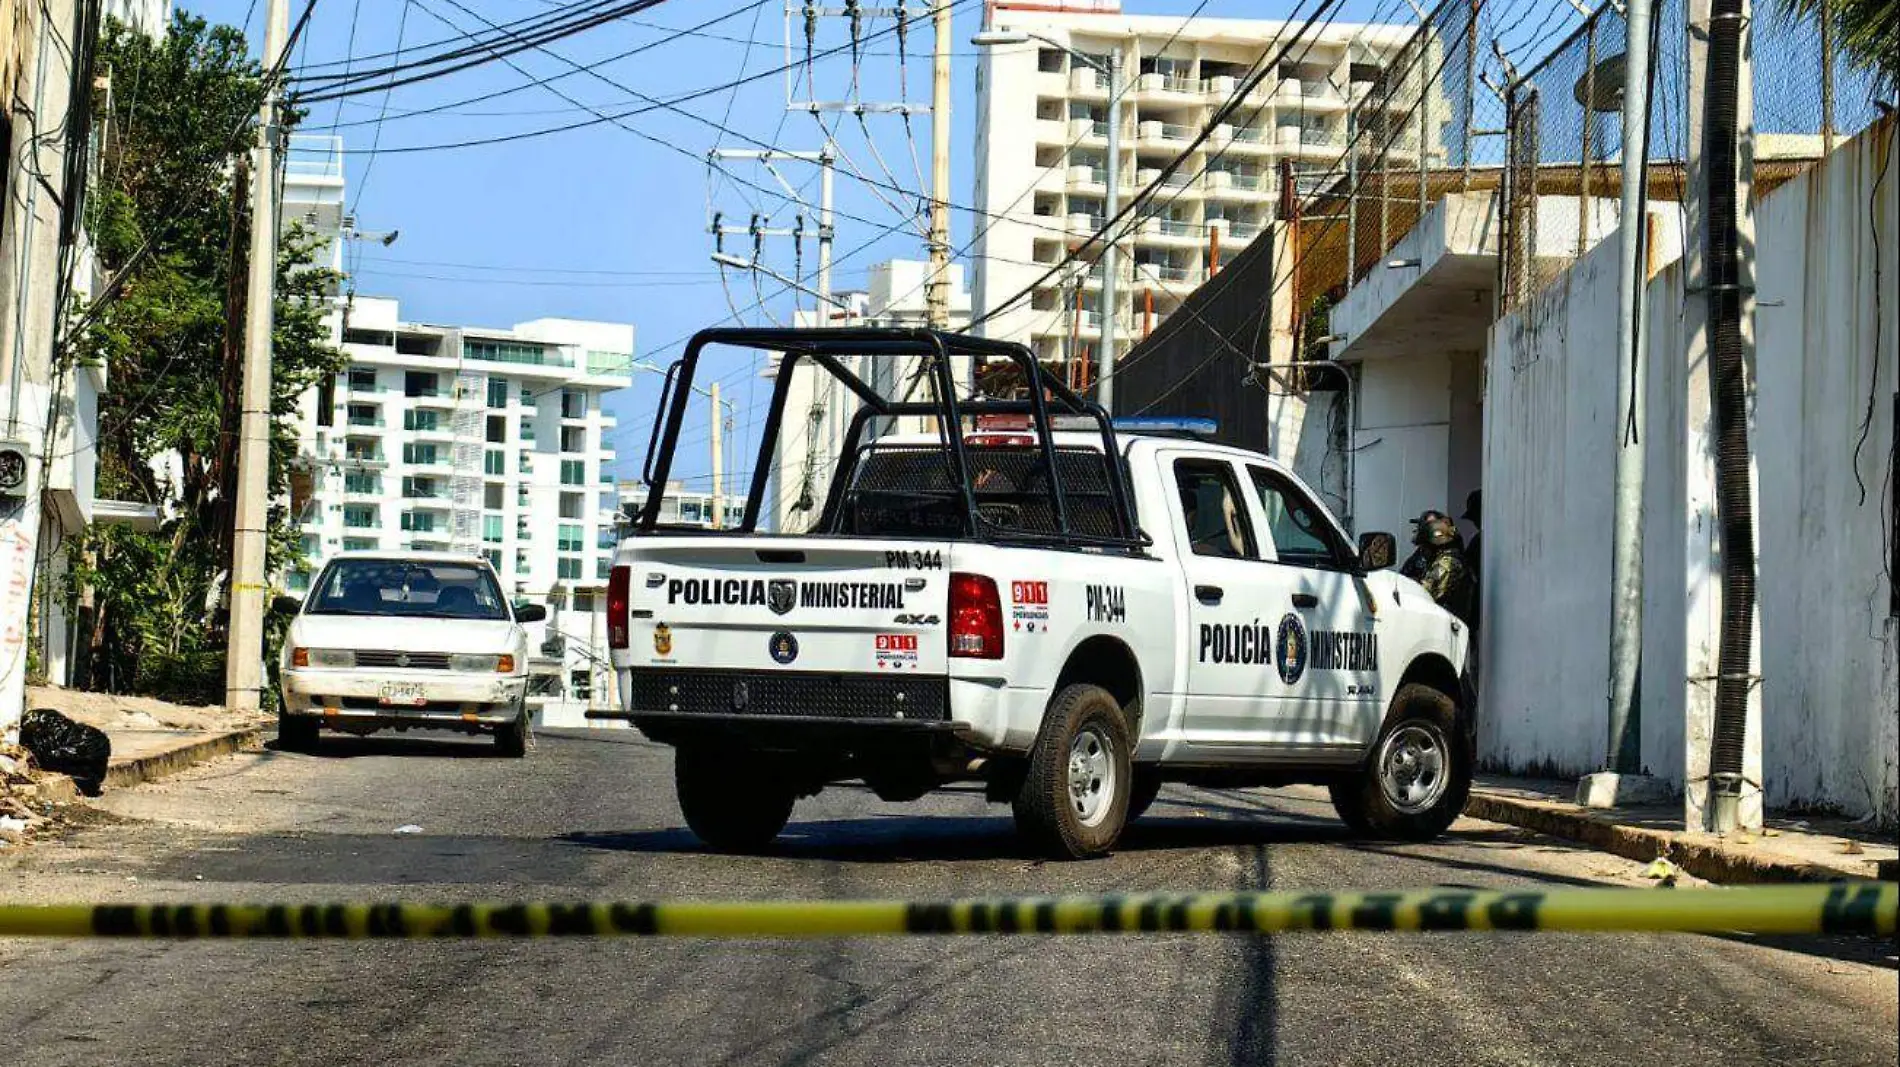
[0, 884, 1891, 940]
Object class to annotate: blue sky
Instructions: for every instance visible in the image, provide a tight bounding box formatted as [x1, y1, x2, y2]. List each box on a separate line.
[179, 0, 1577, 487]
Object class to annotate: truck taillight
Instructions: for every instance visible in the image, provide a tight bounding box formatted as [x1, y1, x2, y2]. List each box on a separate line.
[948, 572, 1004, 659]
[607, 564, 631, 649]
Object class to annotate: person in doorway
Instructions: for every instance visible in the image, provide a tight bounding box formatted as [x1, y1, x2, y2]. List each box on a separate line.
[1461, 489, 1483, 598]
[1400, 509, 1475, 625]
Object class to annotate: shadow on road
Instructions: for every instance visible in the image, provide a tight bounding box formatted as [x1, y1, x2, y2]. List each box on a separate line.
[268, 734, 512, 760]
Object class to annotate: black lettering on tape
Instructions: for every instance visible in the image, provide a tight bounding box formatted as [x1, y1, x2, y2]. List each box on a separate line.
[546, 904, 596, 936]
[1292, 894, 1335, 931]
[905, 902, 956, 934]
[488, 905, 533, 936]
[1820, 885, 1883, 935]
[1486, 893, 1543, 930]
[93, 905, 139, 937]
[262, 904, 294, 937]
[1415, 893, 1475, 931]
[607, 903, 657, 935]
[1033, 900, 1058, 933]
[1349, 894, 1403, 931]
[448, 904, 479, 938]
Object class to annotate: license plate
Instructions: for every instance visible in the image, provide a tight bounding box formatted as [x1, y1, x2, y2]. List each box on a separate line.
[378, 683, 428, 707]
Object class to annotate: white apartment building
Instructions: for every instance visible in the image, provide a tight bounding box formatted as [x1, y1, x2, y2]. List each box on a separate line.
[616, 479, 746, 530]
[972, 2, 1421, 370]
[290, 297, 632, 601]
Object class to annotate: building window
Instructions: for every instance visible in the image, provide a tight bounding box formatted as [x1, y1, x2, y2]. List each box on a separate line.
[403, 409, 439, 432]
[557, 557, 582, 581]
[484, 482, 505, 509]
[573, 592, 596, 613]
[560, 390, 586, 419]
[519, 383, 535, 405]
[484, 515, 504, 543]
[519, 452, 534, 474]
[343, 537, 376, 551]
[560, 459, 585, 485]
[561, 425, 586, 452]
[300, 534, 319, 557]
[485, 415, 506, 443]
[400, 512, 437, 533]
[516, 551, 531, 574]
[346, 403, 379, 426]
[519, 416, 535, 442]
[559, 492, 583, 519]
[348, 366, 377, 392]
[286, 571, 310, 593]
[484, 548, 502, 570]
[401, 476, 438, 499]
[467, 339, 566, 367]
[482, 450, 503, 475]
[404, 371, 438, 398]
[486, 377, 509, 408]
[596, 557, 612, 580]
[558, 524, 584, 552]
[402, 442, 439, 465]
[343, 472, 380, 494]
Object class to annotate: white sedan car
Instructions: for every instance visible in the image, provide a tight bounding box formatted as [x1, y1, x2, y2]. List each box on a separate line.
[277, 552, 545, 756]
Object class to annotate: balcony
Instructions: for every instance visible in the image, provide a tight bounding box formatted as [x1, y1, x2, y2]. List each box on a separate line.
[1064, 164, 1106, 195]
[1202, 74, 1239, 100]
[1136, 167, 1197, 196]
[1138, 262, 1199, 286]
[1136, 217, 1203, 246]
[1137, 120, 1196, 146]
[1065, 212, 1106, 236]
[1133, 72, 1200, 102]
[1035, 118, 1068, 146]
[1069, 67, 1106, 98]
[1204, 170, 1270, 199]
[1213, 124, 1274, 155]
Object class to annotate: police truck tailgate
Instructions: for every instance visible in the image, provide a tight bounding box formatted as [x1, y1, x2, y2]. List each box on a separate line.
[611, 538, 955, 720]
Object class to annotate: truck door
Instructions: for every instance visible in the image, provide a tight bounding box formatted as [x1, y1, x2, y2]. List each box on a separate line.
[1165, 454, 1299, 743]
[1241, 464, 1384, 746]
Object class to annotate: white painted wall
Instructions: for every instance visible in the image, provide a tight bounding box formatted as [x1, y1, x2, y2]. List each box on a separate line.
[1352, 354, 1451, 545]
[1752, 123, 1899, 822]
[1482, 121, 1898, 823]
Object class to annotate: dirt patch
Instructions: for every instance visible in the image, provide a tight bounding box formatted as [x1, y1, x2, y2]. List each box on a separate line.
[25, 685, 268, 733]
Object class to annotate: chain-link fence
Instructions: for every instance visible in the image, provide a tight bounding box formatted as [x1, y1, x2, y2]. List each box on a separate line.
[1287, 0, 1505, 321]
[1497, 0, 1883, 312]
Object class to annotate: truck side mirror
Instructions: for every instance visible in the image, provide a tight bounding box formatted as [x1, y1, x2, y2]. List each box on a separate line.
[271, 594, 303, 616]
[1358, 531, 1397, 571]
[514, 603, 548, 623]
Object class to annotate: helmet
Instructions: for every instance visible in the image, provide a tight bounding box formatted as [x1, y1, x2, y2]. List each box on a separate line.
[1411, 510, 1458, 547]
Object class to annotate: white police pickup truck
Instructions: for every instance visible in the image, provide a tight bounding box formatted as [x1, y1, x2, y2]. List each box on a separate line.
[603, 329, 1471, 859]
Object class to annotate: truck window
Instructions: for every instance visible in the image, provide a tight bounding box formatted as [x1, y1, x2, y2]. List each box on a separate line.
[833, 445, 1123, 540]
[1247, 466, 1347, 568]
[1173, 459, 1256, 559]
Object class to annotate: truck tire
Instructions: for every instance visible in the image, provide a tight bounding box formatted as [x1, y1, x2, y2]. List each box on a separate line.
[1339, 683, 1471, 841]
[276, 709, 318, 753]
[1013, 684, 1132, 859]
[675, 747, 795, 853]
[1127, 767, 1164, 822]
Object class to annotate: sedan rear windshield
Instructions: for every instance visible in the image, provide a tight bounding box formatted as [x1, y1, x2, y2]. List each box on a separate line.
[306, 560, 509, 621]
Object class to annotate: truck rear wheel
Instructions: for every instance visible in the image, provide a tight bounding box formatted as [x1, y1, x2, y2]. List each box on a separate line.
[1336, 683, 1471, 841]
[1013, 684, 1132, 859]
[675, 747, 795, 852]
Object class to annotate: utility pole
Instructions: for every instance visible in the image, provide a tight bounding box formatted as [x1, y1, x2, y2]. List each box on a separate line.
[224, 0, 288, 714]
[709, 381, 725, 531]
[1581, 0, 1662, 808]
[924, 0, 952, 329]
[1097, 50, 1123, 413]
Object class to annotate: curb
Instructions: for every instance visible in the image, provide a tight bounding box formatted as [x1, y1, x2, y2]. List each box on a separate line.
[104, 728, 261, 790]
[1464, 791, 1883, 885]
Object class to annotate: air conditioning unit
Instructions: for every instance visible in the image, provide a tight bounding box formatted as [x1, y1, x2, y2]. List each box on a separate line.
[0, 437, 35, 501]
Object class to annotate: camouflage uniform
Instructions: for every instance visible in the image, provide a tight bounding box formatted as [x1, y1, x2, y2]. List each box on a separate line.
[1400, 510, 1476, 624]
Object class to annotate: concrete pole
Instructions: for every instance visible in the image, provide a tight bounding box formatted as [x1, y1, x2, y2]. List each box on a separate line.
[1603, 0, 1653, 780]
[224, 0, 289, 714]
[817, 151, 836, 312]
[1097, 51, 1122, 414]
[925, 0, 952, 329]
[709, 381, 724, 530]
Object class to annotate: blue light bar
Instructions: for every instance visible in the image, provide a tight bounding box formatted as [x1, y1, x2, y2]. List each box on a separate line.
[1111, 416, 1219, 436]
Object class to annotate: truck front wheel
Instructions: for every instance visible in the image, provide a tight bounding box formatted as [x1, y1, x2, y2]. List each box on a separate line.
[675, 747, 795, 852]
[1332, 683, 1471, 841]
[1013, 684, 1132, 859]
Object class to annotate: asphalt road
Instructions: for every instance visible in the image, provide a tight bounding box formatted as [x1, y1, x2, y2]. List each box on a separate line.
[3, 727, 1895, 1067]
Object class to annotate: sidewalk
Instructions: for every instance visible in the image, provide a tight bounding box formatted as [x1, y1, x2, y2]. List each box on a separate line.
[25, 686, 266, 792]
[1468, 774, 1898, 884]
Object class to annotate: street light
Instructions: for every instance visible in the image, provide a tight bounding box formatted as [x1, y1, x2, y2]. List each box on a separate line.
[972, 27, 1124, 413]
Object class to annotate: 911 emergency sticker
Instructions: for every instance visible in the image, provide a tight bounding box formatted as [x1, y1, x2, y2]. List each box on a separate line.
[875, 633, 920, 669]
[1009, 580, 1049, 633]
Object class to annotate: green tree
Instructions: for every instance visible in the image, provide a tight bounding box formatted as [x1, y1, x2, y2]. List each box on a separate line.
[1781, 0, 1899, 96]
[67, 13, 340, 702]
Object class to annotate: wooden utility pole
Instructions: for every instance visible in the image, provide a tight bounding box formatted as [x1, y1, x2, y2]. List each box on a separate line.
[223, 0, 288, 713]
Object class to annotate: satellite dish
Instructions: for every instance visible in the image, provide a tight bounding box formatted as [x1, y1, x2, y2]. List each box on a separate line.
[1573, 52, 1627, 112]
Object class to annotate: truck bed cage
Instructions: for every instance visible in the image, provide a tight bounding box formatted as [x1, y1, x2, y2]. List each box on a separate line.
[636, 328, 1146, 551]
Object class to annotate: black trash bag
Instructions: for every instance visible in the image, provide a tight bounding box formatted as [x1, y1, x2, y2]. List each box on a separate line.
[20, 709, 111, 796]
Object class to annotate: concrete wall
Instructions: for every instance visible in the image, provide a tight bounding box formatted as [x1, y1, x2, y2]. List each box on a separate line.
[1752, 122, 1898, 822]
[1482, 121, 1898, 823]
